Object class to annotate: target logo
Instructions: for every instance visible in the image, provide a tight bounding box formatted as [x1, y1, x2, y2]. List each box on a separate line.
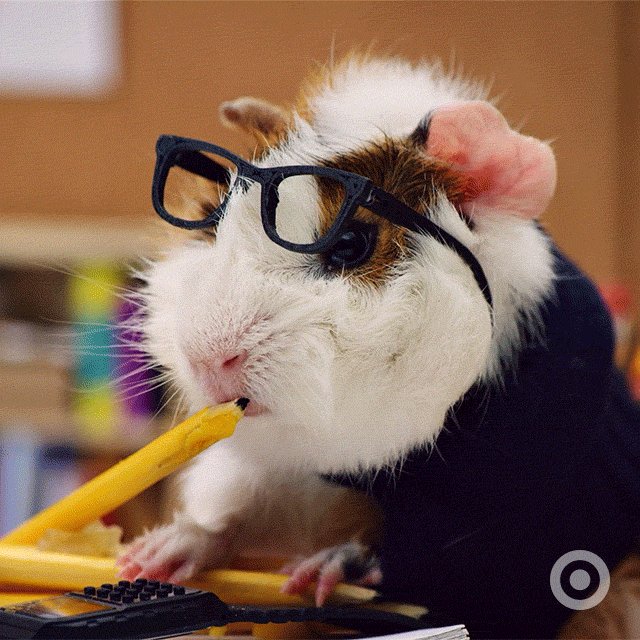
[550, 550, 610, 610]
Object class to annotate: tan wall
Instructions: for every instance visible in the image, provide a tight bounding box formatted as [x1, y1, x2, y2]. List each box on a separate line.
[1, 1, 637, 295]
[617, 2, 640, 305]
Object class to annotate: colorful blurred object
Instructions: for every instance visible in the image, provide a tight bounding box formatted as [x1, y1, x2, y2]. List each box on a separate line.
[68, 262, 123, 442]
[599, 283, 635, 364]
[599, 282, 639, 400]
[114, 298, 160, 435]
[629, 346, 640, 401]
[67, 263, 161, 443]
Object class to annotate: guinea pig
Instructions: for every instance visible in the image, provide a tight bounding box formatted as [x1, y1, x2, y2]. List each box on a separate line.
[116, 56, 640, 638]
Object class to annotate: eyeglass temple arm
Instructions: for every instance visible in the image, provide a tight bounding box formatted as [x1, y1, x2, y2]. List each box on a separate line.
[172, 150, 231, 185]
[365, 187, 494, 315]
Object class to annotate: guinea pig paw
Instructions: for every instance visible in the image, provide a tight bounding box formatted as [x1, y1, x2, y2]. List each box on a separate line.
[116, 515, 232, 583]
[280, 542, 382, 606]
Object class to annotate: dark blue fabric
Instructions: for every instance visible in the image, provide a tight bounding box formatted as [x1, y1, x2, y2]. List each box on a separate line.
[331, 247, 640, 638]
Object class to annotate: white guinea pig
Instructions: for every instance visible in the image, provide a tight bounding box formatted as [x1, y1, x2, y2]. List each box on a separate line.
[116, 56, 640, 638]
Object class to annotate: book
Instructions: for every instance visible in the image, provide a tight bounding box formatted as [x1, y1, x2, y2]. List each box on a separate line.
[0, 429, 39, 536]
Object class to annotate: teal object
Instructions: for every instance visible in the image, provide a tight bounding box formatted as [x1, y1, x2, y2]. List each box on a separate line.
[72, 322, 113, 384]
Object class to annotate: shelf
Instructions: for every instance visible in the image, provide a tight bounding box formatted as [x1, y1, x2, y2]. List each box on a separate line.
[0, 214, 163, 267]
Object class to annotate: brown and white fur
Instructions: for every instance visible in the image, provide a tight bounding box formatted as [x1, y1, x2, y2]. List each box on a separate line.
[116, 56, 640, 637]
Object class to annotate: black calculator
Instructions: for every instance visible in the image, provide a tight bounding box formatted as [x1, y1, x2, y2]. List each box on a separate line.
[0, 579, 229, 639]
[0, 578, 434, 639]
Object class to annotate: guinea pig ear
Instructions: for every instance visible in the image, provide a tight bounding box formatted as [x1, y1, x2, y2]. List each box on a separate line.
[419, 101, 556, 220]
[219, 97, 290, 148]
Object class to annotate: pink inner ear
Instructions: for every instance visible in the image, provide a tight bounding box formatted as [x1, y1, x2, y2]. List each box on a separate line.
[426, 101, 556, 219]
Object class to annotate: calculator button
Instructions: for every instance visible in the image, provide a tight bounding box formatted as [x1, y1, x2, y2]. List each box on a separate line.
[101, 583, 114, 590]
[139, 592, 151, 601]
[160, 582, 173, 591]
[173, 586, 185, 595]
[125, 589, 139, 598]
[109, 592, 122, 602]
[83, 586, 97, 596]
[134, 578, 148, 586]
[118, 580, 131, 588]
[96, 588, 110, 599]
[156, 588, 170, 598]
[147, 580, 160, 588]
[142, 584, 156, 593]
[122, 595, 135, 604]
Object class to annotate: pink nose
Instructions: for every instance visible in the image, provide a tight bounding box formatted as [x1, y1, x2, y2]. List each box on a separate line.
[189, 349, 250, 403]
[219, 350, 248, 373]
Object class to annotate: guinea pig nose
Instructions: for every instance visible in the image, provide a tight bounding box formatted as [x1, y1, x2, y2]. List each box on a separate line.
[219, 350, 248, 372]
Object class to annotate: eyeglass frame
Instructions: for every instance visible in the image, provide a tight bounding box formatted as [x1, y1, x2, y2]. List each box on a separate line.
[151, 134, 493, 315]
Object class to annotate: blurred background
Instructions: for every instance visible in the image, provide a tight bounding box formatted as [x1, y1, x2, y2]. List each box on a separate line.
[0, 1, 638, 542]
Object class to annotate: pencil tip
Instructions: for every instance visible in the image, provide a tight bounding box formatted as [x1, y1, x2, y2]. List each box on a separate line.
[235, 397, 250, 410]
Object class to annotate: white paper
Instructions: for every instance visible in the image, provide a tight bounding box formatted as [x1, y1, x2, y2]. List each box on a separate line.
[173, 624, 468, 640]
[0, 1, 120, 97]
[364, 625, 468, 640]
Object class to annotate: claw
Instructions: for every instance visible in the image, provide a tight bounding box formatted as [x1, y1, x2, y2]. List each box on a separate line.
[114, 515, 232, 584]
[315, 560, 343, 606]
[279, 542, 381, 605]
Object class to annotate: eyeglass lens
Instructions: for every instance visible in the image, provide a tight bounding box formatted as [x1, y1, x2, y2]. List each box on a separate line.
[162, 149, 238, 225]
[271, 173, 348, 245]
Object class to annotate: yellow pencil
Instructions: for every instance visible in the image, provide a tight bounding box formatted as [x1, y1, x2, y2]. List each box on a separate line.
[0, 545, 376, 606]
[1, 399, 248, 546]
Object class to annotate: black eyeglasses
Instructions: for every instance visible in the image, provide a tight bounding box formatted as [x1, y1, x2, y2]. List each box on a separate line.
[151, 134, 493, 314]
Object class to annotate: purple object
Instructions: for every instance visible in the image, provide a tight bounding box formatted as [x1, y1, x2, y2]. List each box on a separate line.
[113, 298, 157, 420]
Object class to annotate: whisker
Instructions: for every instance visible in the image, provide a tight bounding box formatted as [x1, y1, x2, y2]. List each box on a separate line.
[114, 378, 171, 403]
[109, 363, 168, 387]
[155, 386, 184, 427]
[70, 369, 169, 396]
[38, 263, 141, 298]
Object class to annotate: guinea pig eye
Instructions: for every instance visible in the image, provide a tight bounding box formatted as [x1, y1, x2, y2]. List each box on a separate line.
[324, 221, 378, 271]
